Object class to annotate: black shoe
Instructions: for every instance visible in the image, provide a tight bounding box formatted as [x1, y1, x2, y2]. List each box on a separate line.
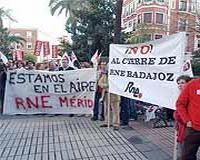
[120, 123, 128, 126]
[113, 126, 119, 130]
[100, 124, 112, 127]
[100, 124, 108, 127]
[91, 117, 98, 121]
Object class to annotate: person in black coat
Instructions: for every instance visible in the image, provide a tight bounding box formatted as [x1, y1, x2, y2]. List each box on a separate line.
[59, 58, 74, 71]
[0, 60, 7, 113]
[59, 58, 74, 117]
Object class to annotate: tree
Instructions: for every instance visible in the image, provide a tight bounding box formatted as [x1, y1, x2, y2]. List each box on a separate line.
[0, 7, 17, 28]
[24, 53, 37, 63]
[0, 28, 25, 59]
[49, 0, 88, 16]
[127, 23, 162, 44]
[113, 0, 123, 44]
[192, 49, 200, 76]
[50, 0, 125, 61]
[65, 0, 116, 60]
[49, 0, 88, 35]
[58, 37, 72, 56]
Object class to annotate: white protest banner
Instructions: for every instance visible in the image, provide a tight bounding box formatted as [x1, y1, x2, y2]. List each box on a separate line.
[109, 33, 186, 110]
[3, 68, 97, 115]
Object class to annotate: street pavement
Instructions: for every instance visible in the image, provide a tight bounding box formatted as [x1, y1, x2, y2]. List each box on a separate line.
[1, 115, 199, 160]
[124, 120, 200, 160]
[0, 115, 148, 160]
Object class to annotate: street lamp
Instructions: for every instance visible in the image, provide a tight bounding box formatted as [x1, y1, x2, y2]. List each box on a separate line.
[87, 36, 93, 60]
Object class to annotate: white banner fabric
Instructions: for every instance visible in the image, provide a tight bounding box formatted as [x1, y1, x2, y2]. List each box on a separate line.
[108, 33, 187, 110]
[3, 68, 97, 115]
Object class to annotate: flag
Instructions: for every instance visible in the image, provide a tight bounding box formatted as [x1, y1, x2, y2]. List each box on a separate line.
[91, 50, 99, 64]
[52, 45, 59, 58]
[0, 52, 8, 64]
[61, 52, 73, 67]
[70, 51, 81, 69]
[70, 51, 78, 63]
[91, 50, 103, 65]
[43, 41, 50, 56]
[13, 50, 24, 61]
[34, 40, 43, 56]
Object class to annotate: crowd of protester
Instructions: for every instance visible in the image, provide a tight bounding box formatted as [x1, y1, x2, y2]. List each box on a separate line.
[0, 57, 199, 158]
[0, 58, 175, 127]
[0, 58, 91, 112]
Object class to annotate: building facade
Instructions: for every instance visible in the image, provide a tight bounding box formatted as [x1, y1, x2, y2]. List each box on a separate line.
[122, 0, 200, 54]
[9, 28, 38, 53]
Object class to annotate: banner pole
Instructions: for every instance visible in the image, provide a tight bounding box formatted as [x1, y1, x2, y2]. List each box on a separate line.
[173, 130, 177, 160]
[107, 92, 110, 129]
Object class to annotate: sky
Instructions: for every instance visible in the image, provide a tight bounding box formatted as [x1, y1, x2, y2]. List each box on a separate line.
[0, 0, 69, 44]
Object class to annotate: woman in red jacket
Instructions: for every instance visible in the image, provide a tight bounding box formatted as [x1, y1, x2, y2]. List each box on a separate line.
[176, 77, 200, 160]
[174, 75, 191, 160]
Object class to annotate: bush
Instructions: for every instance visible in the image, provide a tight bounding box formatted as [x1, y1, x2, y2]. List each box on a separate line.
[24, 53, 37, 63]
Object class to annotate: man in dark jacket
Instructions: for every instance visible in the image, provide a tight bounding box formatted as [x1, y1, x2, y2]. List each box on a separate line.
[59, 58, 74, 71]
[59, 58, 74, 117]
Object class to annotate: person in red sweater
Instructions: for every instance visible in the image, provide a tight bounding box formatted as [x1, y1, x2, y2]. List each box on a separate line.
[176, 77, 200, 160]
[174, 75, 191, 160]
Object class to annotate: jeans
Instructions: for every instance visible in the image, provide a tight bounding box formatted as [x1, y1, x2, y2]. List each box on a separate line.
[120, 97, 130, 125]
[129, 99, 138, 120]
[93, 92, 101, 119]
[181, 127, 200, 160]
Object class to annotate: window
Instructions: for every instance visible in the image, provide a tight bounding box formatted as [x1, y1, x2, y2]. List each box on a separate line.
[157, 0, 164, 2]
[27, 31, 32, 38]
[126, 7, 129, 16]
[155, 35, 163, 39]
[156, 13, 164, 24]
[172, 0, 176, 9]
[130, 3, 134, 13]
[123, 7, 127, 17]
[124, 23, 128, 29]
[16, 44, 21, 49]
[122, 8, 126, 17]
[144, 13, 152, 23]
[128, 5, 131, 15]
[179, 19, 187, 31]
[132, 2, 136, 10]
[179, 0, 187, 11]
[128, 21, 132, 28]
[198, 40, 200, 48]
[138, 15, 142, 24]
[144, 0, 152, 2]
[133, 21, 136, 31]
[27, 42, 32, 49]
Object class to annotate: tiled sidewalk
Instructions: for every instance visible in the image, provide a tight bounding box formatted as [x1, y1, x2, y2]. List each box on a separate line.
[0, 116, 147, 160]
[121, 120, 200, 160]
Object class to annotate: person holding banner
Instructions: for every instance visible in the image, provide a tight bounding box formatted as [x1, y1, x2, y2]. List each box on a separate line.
[49, 60, 58, 71]
[91, 60, 107, 121]
[26, 61, 35, 70]
[6, 60, 15, 70]
[176, 77, 200, 160]
[174, 75, 191, 160]
[99, 67, 121, 130]
[15, 60, 25, 69]
[59, 58, 74, 71]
